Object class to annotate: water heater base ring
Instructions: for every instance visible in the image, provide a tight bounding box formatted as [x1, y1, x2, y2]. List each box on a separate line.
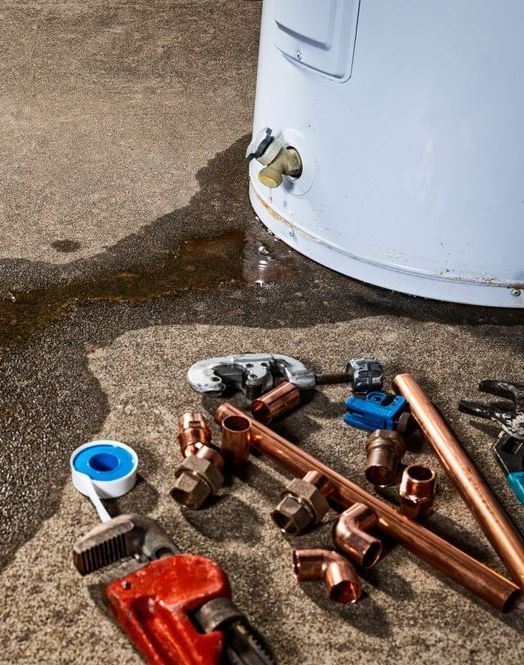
[249, 183, 522, 309]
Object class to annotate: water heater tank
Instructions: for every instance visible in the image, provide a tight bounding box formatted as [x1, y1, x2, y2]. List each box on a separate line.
[248, 0, 524, 307]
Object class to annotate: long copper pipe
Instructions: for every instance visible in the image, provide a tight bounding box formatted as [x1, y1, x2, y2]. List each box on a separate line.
[215, 403, 520, 611]
[393, 373, 524, 588]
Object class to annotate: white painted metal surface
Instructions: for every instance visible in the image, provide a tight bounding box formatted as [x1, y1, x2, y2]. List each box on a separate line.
[249, 0, 524, 307]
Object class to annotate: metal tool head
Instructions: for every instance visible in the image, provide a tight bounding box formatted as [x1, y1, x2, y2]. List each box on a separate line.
[187, 353, 316, 401]
[195, 597, 276, 665]
[73, 514, 179, 575]
[459, 379, 524, 439]
[492, 432, 524, 475]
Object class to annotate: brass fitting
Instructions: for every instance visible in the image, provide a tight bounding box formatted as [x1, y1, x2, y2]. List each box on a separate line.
[365, 429, 406, 487]
[258, 147, 302, 189]
[333, 503, 382, 569]
[399, 464, 436, 519]
[292, 548, 362, 604]
[177, 412, 211, 457]
[174, 412, 224, 508]
[221, 414, 251, 469]
[251, 382, 301, 425]
[271, 470, 329, 536]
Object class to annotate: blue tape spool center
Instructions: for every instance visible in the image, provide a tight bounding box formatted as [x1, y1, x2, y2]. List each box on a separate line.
[73, 443, 135, 481]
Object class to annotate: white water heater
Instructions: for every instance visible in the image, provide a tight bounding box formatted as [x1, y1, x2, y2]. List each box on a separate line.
[247, 0, 524, 307]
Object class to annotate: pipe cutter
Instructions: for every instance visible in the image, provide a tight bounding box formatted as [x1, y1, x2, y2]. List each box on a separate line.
[73, 514, 274, 665]
[187, 353, 383, 401]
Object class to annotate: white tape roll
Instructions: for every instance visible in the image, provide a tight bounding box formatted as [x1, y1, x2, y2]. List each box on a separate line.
[70, 440, 138, 522]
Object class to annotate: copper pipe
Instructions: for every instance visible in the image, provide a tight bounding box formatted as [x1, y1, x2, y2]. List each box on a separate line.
[292, 549, 362, 604]
[333, 503, 382, 569]
[215, 403, 520, 611]
[399, 464, 436, 519]
[365, 429, 406, 487]
[221, 414, 251, 468]
[177, 412, 211, 457]
[393, 373, 524, 589]
[251, 381, 301, 424]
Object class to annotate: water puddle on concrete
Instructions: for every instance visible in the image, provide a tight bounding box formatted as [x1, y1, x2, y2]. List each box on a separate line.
[0, 224, 300, 349]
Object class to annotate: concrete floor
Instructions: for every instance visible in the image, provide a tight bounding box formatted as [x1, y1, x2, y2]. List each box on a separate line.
[0, 2, 523, 664]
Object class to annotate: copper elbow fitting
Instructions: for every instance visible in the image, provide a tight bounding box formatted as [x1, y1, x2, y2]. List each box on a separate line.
[177, 412, 211, 457]
[333, 503, 382, 569]
[365, 429, 406, 487]
[292, 549, 362, 604]
[221, 414, 252, 468]
[399, 464, 436, 519]
[251, 382, 301, 425]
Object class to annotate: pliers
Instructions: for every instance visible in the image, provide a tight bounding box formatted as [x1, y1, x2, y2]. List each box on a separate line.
[459, 380, 524, 440]
[459, 380, 524, 505]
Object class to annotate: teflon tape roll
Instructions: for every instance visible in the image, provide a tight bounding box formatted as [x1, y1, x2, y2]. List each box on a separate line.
[71, 440, 138, 522]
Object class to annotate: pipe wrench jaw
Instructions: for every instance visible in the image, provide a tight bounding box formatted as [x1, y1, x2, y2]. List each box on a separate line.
[72, 514, 179, 576]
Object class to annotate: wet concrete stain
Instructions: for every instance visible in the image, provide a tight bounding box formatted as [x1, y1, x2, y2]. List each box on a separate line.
[0, 135, 523, 573]
[51, 239, 82, 253]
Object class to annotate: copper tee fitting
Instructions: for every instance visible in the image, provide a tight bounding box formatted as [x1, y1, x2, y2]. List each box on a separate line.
[399, 464, 436, 519]
[292, 549, 362, 604]
[177, 412, 211, 457]
[271, 470, 330, 535]
[251, 382, 301, 425]
[365, 429, 406, 487]
[333, 503, 382, 569]
[221, 414, 252, 468]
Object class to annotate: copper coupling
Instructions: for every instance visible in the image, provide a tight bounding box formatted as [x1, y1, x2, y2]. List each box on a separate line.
[177, 412, 211, 457]
[172, 412, 225, 509]
[251, 381, 301, 425]
[271, 470, 330, 536]
[220, 414, 251, 469]
[333, 503, 382, 569]
[399, 464, 436, 519]
[293, 549, 362, 604]
[365, 429, 406, 487]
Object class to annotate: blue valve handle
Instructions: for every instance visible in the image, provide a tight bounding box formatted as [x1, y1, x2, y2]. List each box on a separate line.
[344, 391, 408, 432]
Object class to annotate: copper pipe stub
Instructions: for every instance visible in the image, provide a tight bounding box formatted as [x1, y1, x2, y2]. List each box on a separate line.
[399, 464, 436, 519]
[221, 414, 252, 468]
[333, 503, 382, 569]
[251, 381, 301, 425]
[365, 429, 406, 487]
[292, 549, 362, 604]
[177, 412, 211, 457]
